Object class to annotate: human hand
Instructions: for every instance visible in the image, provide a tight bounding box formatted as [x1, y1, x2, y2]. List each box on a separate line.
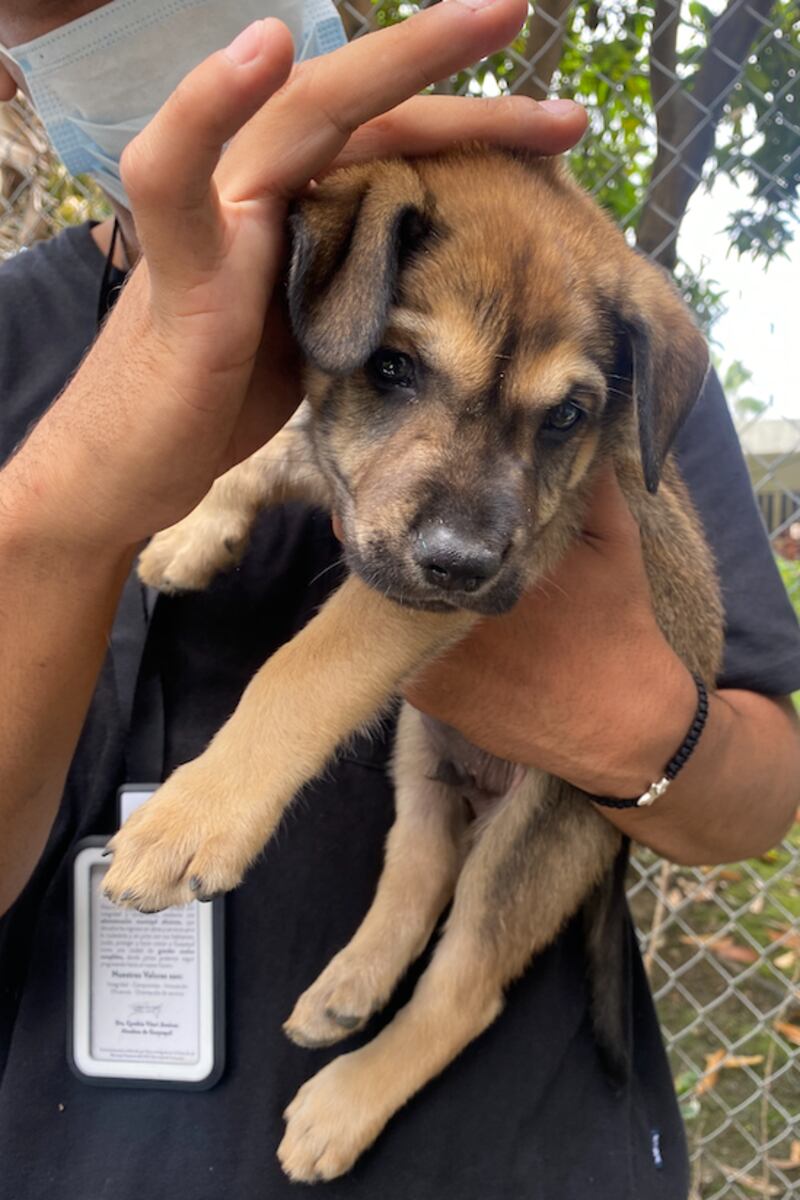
[10, 0, 587, 552]
[404, 467, 697, 800]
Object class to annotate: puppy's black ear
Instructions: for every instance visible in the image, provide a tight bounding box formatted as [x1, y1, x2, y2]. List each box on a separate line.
[613, 257, 709, 494]
[287, 160, 431, 374]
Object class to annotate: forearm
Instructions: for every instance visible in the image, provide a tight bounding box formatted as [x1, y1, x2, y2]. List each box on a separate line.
[0, 273, 182, 917]
[599, 689, 800, 866]
[0, 250, 256, 921]
[407, 609, 800, 868]
[0, 462, 135, 915]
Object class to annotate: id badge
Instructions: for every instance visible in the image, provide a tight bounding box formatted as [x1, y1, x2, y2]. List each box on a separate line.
[68, 787, 224, 1089]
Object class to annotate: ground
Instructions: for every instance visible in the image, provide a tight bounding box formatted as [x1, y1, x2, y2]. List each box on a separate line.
[629, 822, 800, 1199]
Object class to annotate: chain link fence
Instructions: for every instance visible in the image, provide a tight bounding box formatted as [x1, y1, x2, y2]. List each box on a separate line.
[2, 2, 799, 1197]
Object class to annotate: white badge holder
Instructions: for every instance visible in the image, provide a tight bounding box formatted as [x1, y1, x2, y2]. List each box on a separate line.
[68, 786, 224, 1089]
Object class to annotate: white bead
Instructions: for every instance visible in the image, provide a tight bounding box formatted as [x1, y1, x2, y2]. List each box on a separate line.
[637, 777, 671, 807]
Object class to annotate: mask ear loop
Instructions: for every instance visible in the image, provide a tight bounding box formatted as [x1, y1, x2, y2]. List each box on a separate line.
[96, 216, 124, 326]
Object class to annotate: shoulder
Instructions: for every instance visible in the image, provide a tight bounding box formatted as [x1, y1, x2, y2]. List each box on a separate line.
[0, 222, 101, 299]
[0, 224, 102, 464]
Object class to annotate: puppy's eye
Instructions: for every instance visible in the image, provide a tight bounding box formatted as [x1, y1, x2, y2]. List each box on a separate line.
[367, 348, 416, 389]
[542, 400, 584, 435]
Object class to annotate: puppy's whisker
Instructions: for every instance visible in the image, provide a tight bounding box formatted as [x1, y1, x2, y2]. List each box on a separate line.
[309, 556, 346, 590]
[532, 577, 570, 603]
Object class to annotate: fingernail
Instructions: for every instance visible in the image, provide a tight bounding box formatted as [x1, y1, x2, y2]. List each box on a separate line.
[538, 99, 580, 117]
[224, 20, 263, 66]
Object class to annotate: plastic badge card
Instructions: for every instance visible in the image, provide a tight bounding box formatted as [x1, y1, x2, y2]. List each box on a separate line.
[69, 788, 224, 1089]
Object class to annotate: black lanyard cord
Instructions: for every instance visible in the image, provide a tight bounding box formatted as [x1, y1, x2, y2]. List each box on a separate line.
[96, 217, 126, 326]
[110, 574, 166, 785]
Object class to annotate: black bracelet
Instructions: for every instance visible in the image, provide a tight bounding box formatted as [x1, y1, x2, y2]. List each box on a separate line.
[592, 673, 709, 810]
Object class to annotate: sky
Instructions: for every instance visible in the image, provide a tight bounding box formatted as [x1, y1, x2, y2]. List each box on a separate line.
[679, 174, 798, 421]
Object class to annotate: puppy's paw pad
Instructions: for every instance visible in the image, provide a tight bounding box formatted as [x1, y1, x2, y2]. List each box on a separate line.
[327, 1010, 362, 1031]
[284, 961, 377, 1048]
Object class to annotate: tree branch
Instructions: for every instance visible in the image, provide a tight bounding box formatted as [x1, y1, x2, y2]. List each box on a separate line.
[692, 0, 773, 116]
[637, 0, 774, 269]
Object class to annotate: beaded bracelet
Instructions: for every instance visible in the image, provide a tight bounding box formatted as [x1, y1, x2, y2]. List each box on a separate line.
[592, 673, 709, 810]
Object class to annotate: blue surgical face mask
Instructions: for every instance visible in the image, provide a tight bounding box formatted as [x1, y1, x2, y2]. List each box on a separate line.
[0, 0, 346, 208]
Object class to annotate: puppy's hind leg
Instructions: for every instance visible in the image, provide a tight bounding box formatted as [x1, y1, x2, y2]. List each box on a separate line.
[285, 703, 468, 1049]
[278, 778, 621, 1183]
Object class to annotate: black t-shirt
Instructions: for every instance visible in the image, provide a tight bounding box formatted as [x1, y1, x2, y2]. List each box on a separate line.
[1, 224, 799, 1200]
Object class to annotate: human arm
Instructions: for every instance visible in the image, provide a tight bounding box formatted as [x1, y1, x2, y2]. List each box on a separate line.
[610, 689, 799, 865]
[0, 0, 591, 916]
[406, 467, 800, 867]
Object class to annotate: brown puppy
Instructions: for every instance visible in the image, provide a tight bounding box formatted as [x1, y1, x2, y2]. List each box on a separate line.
[108, 147, 723, 1183]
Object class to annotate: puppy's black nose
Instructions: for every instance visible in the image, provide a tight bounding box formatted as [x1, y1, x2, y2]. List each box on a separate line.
[413, 522, 506, 593]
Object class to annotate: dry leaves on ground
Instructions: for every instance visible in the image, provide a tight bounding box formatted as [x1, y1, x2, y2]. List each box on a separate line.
[773, 1019, 800, 1046]
[680, 934, 759, 965]
[767, 928, 800, 952]
[696, 1050, 764, 1096]
[769, 1139, 800, 1170]
[718, 1166, 784, 1196]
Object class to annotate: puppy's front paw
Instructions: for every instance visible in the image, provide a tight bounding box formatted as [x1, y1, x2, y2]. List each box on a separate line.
[278, 1054, 389, 1183]
[284, 954, 384, 1048]
[103, 762, 260, 911]
[138, 508, 251, 593]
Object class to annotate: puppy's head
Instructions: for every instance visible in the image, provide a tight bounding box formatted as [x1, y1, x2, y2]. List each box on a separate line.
[288, 149, 708, 614]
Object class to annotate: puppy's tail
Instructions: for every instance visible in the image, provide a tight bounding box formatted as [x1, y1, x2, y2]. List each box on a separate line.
[581, 841, 631, 1090]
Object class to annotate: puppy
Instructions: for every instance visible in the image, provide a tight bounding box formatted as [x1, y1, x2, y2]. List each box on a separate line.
[105, 146, 723, 1183]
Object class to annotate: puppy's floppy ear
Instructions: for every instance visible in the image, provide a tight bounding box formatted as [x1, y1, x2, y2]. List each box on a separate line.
[287, 160, 432, 374]
[613, 256, 709, 494]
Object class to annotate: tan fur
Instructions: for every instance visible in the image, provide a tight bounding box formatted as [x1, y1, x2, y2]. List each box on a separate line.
[104, 575, 474, 909]
[138, 404, 330, 592]
[106, 147, 724, 1182]
[283, 705, 469, 1050]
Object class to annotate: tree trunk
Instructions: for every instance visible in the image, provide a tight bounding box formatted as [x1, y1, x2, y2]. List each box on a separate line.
[512, 0, 573, 101]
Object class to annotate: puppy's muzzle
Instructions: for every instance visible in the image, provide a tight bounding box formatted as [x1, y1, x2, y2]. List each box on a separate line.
[412, 520, 510, 596]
